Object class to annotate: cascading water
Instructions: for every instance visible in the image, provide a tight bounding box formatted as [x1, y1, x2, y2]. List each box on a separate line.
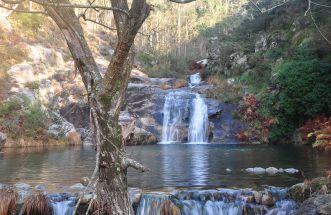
[188, 94, 208, 143]
[161, 92, 190, 143]
[49, 194, 75, 215]
[189, 73, 202, 87]
[135, 188, 298, 215]
[161, 72, 209, 144]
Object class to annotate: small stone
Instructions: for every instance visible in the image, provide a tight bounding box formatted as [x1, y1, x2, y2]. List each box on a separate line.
[246, 195, 255, 203]
[285, 168, 299, 174]
[81, 194, 95, 204]
[34, 184, 47, 193]
[80, 177, 90, 186]
[266, 167, 279, 174]
[246, 167, 266, 174]
[278, 168, 284, 173]
[14, 183, 31, 191]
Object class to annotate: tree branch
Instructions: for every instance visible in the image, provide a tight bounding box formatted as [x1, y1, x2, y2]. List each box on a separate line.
[0, 3, 47, 15]
[81, 16, 117, 31]
[168, 0, 196, 3]
[249, 0, 290, 13]
[122, 158, 148, 172]
[1, 0, 24, 4]
[29, 0, 130, 16]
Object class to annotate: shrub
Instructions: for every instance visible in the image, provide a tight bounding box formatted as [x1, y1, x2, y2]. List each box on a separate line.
[23, 104, 48, 138]
[0, 98, 21, 117]
[267, 60, 331, 141]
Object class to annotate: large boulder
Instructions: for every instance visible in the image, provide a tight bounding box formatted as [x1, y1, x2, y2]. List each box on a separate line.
[0, 132, 7, 150]
[47, 112, 76, 139]
[295, 194, 331, 215]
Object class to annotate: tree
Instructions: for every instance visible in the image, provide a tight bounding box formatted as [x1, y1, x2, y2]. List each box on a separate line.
[0, 0, 150, 214]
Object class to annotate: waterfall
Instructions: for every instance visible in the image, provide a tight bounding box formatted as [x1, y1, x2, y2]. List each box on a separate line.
[161, 92, 190, 143]
[189, 73, 202, 87]
[49, 194, 75, 215]
[136, 193, 169, 215]
[51, 200, 75, 215]
[188, 94, 208, 143]
[135, 189, 298, 215]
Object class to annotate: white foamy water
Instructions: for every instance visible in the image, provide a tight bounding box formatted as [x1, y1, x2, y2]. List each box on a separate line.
[188, 94, 209, 143]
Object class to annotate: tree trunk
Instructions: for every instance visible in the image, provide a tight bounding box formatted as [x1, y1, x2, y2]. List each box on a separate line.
[42, 0, 151, 214]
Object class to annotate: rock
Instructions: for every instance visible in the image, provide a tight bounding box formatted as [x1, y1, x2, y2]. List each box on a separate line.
[295, 194, 331, 215]
[7, 63, 35, 86]
[246, 195, 255, 203]
[310, 177, 331, 194]
[253, 191, 262, 204]
[285, 168, 299, 174]
[47, 120, 76, 139]
[266, 167, 279, 174]
[80, 177, 90, 187]
[125, 127, 158, 145]
[246, 167, 266, 174]
[69, 183, 85, 192]
[261, 192, 275, 207]
[128, 188, 142, 205]
[255, 35, 268, 52]
[278, 168, 284, 173]
[76, 128, 93, 145]
[0, 132, 7, 150]
[65, 131, 82, 145]
[14, 183, 32, 204]
[81, 194, 95, 204]
[289, 183, 306, 202]
[34, 184, 47, 193]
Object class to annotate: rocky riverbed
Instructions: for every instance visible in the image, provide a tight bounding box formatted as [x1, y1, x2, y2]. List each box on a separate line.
[2, 176, 330, 215]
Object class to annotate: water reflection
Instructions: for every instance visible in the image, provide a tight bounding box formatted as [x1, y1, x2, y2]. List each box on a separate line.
[0, 144, 330, 192]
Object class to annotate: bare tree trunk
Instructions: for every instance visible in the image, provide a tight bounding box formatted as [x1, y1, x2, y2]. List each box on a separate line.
[42, 0, 150, 214]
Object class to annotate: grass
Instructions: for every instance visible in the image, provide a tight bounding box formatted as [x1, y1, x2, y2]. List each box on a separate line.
[206, 75, 244, 103]
[0, 188, 18, 215]
[20, 194, 51, 215]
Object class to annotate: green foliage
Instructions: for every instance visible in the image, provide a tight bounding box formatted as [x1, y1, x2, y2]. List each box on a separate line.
[24, 81, 40, 90]
[267, 60, 331, 141]
[0, 97, 48, 139]
[23, 104, 47, 138]
[14, 13, 43, 31]
[136, 52, 155, 67]
[0, 98, 21, 117]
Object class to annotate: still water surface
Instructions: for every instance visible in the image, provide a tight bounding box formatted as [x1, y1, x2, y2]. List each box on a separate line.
[0, 144, 330, 191]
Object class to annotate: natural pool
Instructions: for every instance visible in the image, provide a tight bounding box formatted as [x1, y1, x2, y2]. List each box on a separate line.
[0, 144, 330, 191]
